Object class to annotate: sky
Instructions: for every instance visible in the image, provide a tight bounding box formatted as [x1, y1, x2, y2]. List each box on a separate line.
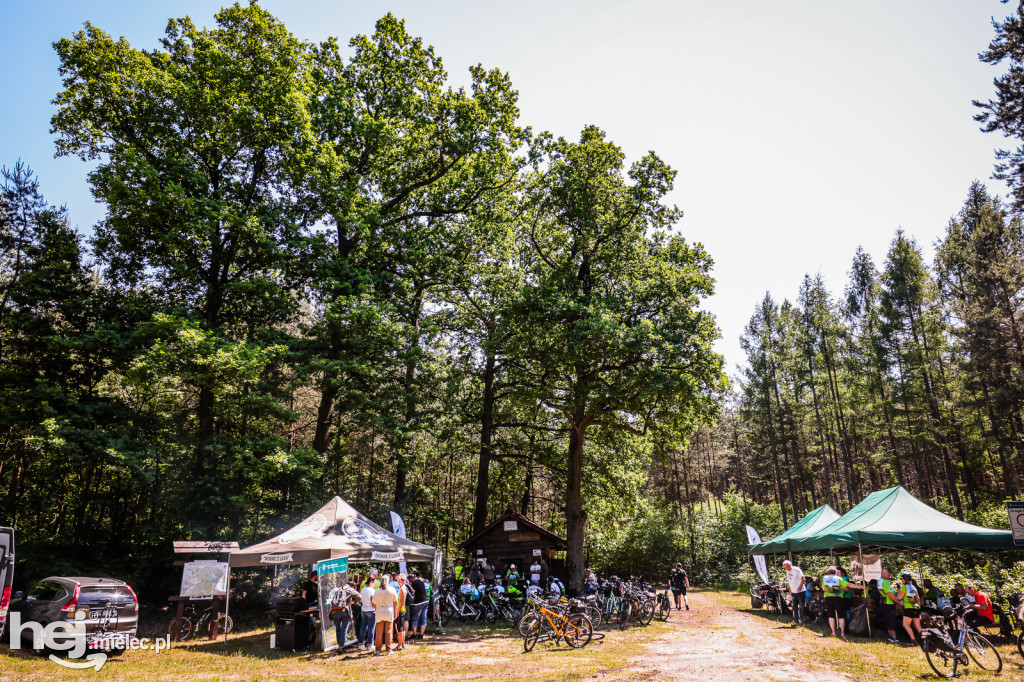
[0, 0, 1014, 375]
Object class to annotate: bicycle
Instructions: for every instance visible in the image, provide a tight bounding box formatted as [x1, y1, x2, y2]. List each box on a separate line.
[655, 587, 671, 621]
[168, 602, 234, 642]
[522, 601, 593, 652]
[920, 604, 1002, 678]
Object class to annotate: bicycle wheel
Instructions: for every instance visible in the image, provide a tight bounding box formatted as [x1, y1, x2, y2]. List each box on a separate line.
[585, 605, 603, 628]
[216, 614, 233, 635]
[656, 599, 670, 621]
[1017, 630, 1023, 660]
[618, 601, 632, 630]
[640, 601, 655, 626]
[564, 614, 593, 649]
[168, 617, 192, 642]
[518, 612, 541, 637]
[523, 620, 542, 652]
[965, 632, 1002, 673]
[924, 645, 958, 679]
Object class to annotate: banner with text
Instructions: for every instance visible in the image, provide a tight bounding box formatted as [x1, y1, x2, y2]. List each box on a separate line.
[317, 556, 349, 652]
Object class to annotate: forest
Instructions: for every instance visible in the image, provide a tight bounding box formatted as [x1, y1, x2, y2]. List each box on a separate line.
[5, 2, 1024, 606]
[0, 4, 725, 600]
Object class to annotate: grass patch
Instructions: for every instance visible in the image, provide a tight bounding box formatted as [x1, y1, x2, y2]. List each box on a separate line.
[0, 617, 666, 681]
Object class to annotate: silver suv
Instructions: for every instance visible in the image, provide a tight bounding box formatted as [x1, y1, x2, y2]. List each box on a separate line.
[8, 576, 138, 653]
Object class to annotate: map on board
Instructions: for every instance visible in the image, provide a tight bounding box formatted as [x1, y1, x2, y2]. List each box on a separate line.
[180, 561, 229, 600]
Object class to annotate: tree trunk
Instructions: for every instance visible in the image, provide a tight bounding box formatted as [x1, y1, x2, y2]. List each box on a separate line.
[565, 408, 588, 593]
[312, 384, 338, 454]
[472, 350, 497, 535]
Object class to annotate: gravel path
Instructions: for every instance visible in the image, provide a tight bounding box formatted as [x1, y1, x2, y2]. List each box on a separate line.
[622, 590, 853, 681]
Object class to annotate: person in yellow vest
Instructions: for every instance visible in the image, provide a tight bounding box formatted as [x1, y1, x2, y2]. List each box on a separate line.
[835, 566, 865, 629]
[454, 561, 464, 583]
[821, 567, 847, 637]
[897, 573, 922, 647]
[877, 569, 900, 644]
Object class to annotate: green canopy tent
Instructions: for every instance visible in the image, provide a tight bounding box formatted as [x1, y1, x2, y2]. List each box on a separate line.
[747, 504, 840, 556]
[786, 486, 1015, 554]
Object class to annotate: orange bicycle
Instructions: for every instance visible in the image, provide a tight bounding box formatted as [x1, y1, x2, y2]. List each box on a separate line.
[523, 601, 593, 652]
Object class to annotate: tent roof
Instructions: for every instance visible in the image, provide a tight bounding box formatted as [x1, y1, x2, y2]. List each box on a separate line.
[748, 505, 840, 555]
[230, 496, 436, 567]
[786, 486, 1014, 553]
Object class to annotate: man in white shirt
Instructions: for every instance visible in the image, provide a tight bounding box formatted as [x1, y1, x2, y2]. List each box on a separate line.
[529, 560, 541, 585]
[782, 560, 805, 625]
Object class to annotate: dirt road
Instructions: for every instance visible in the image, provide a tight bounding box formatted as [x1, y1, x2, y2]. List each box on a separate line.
[622, 590, 852, 681]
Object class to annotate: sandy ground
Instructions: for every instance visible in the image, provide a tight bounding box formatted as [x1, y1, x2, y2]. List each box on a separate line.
[621, 590, 852, 681]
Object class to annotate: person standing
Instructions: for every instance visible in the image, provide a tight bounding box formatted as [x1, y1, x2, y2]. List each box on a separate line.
[372, 574, 398, 656]
[408, 571, 430, 640]
[877, 569, 900, 644]
[468, 559, 482, 587]
[359, 576, 377, 650]
[821, 567, 846, 638]
[506, 564, 520, 589]
[539, 557, 549, 587]
[330, 581, 361, 650]
[897, 573, 922, 646]
[782, 560, 805, 625]
[669, 563, 690, 610]
[393, 574, 409, 651]
[482, 559, 496, 586]
[529, 557, 541, 585]
[302, 571, 319, 606]
[835, 566, 864, 625]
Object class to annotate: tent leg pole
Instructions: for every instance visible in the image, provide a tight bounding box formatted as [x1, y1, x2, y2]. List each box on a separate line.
[224, 570, 231, 643]
[860, 542, 871, 638]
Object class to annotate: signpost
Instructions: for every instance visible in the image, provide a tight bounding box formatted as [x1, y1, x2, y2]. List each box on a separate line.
[1008, 501, 1024, 547]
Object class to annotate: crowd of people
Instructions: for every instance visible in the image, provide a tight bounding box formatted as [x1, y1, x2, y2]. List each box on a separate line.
[293, 556, 697, 656]
[447, 557, 568, 598]
[301, 567, 433, 656]
[781, 559, 999, 645]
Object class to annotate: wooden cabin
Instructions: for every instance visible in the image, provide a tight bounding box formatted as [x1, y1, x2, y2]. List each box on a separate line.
[458, 510, 568, 575]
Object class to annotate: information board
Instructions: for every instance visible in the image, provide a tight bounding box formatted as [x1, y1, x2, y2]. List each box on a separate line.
[179, 560, 229, 600]
[1008, 501, 1024, 546]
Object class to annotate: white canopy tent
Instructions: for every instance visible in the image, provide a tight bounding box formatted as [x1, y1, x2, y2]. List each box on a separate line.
[230, 496, 436, 567]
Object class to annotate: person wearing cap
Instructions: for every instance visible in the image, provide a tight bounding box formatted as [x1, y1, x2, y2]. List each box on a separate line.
[669, 562, 689, 610]
[897, 572, 922, 647]
[877, 569, 900, 644]
[506, 564, 520, 588]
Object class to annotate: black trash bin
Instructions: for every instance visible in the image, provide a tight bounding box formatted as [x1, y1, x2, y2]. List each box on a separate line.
[274, 598, 312, 651]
